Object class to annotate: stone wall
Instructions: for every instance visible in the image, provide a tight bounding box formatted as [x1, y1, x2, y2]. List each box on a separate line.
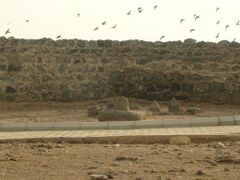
[0, 37, 239, 104]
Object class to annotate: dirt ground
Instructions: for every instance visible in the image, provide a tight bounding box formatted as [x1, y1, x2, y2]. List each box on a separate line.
[0, 141, 239, 180]
[0, 99, 239, 123]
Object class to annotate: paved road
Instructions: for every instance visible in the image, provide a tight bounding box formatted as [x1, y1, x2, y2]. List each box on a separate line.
[0, 125, 240, 142]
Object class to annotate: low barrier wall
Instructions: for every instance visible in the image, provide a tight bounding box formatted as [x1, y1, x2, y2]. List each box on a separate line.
[0, 115, 239, 132]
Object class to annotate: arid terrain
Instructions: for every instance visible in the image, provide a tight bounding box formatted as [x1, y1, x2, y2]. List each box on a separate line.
[0, 141, 239, 180]
[0, 99, 239, 123]
[0, 99, 239, 180]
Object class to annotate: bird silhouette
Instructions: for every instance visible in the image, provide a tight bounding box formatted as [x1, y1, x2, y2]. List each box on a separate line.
[93, 26, 99, 31]
[225, 25, 230, 31]
[77, 13, 80, 18]
[216, 7, 220, 12]
[195, 15, 200, 21]
[215, 33, 220, 38]
[5, 29, 10, 35]
[126, 11, 131, 15]
[102, 21, 107, 25]
[180, 19, 185, 24]
[160, 35, 165, 40]
[25, 20, 30, 22]
[236, 20, 240, 26]
[111, 24, 117, 29]
[138, 7, 143, 13]
[190, 28, 195, 33]
[216, 20, 221, 25]
[154, 5, 158, 10]
[56, 35, 62, 39]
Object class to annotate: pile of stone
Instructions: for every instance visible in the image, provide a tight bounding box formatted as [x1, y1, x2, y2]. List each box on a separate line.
[98, 96, 143, 122]
[88, 96, 203, 121]
[168, 97, 201, 115]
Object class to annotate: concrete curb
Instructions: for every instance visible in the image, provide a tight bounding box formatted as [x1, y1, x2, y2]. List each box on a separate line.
[1, 134, 239, 144]
[0, 115, 239, 132]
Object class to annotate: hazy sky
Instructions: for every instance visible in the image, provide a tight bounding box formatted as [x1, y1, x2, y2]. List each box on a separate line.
[0, 0, 240, 42]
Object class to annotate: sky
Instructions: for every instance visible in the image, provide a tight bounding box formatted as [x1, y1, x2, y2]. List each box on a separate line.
[0, 0, 240, 42]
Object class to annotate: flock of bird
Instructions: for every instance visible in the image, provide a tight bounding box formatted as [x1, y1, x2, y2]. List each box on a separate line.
[91, 7, 146, 33]
[3, 4, 240, 42]
[161, 6, 239, 41]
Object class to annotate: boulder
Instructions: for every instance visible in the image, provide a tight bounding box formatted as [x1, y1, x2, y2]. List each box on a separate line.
[115, 156, 139, 161]
[98, 109, 143, 121]
[168, 97, 181, 114]
[186, 107, 201, 115]
[88, 106, 101, 117]
[106, 98, 114, 108]
[130, 103, 142, 110]
[215, 141, 225, 148]
[169, 136, 191, 145]
[195, 169, 204, 175]
[90, 174, 108, 180]
[113, 96, 129, 111]
[149, 101, 161, 115]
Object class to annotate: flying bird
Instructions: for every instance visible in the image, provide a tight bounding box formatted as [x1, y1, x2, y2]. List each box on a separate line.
[138, 7, 143, 13]
[236, 20, 240, 26]
[215, 33, 220, 38]
[190, 28, 195, 33]
[126, 11, 131, 15]
[154, 5, 158, 10]
[102, 21, 107, 25]
[25, 20, 30, 22]
[216, 20, 221, 25]
[225, 25, 230, 31]
[216, 7, 220, 12]
[5, 29, 10, 35]
[111, 24, 117, 29]
[77, 13, 80, 18]
[180, 19, 185, 24]
[193, 14, 197, 18]
[56, 35, 62, 39]
[195, 15, 200, 21]
[93, 26, 99, 31]
[160, 35, 165, 40]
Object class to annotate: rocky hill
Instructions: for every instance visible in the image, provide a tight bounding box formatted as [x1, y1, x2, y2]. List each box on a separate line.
[0, 37, 239, 104]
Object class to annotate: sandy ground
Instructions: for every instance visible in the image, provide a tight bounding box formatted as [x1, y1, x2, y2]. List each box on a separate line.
[0, 99, 239, 123]
[0, 141, 239, 180]
[0, 99, 239, 179]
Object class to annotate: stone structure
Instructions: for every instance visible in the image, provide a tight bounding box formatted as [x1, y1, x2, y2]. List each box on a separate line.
[0, 37, 239, 104]
[168, 98, 181, 113]
[149, 101, 161, 115]
[98, 109, 143, 121]
[113, 96, 129, 111]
